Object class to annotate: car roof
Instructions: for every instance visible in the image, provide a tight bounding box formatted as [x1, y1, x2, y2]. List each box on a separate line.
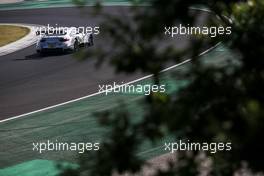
[36, 27, 78, 36]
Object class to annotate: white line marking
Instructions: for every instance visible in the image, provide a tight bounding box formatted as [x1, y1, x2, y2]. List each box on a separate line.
[137, 146, 163, 155]
[0, 42, 220, 124]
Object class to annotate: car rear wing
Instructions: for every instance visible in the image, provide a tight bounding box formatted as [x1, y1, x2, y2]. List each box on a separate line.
[36, 29, 67, 36]
[36, 29, 46, 36]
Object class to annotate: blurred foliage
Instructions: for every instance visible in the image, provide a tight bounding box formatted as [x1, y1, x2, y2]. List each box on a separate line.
[62, 0, 264, 175]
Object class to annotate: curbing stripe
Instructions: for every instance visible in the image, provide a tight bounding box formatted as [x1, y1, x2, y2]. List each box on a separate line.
[0, 23, 41, 57]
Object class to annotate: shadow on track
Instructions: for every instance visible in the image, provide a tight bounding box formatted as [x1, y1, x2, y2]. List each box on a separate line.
[14, 52, 72, 61]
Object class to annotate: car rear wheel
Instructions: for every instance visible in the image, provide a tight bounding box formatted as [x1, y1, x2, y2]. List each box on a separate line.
[37, 49, 45, 56]
[73, 40, 79, 52]
[84, 34, 93, 47]
[88, 34, 93, 46]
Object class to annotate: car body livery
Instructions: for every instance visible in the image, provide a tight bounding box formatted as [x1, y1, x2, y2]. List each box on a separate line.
[36, 27, 93, 53]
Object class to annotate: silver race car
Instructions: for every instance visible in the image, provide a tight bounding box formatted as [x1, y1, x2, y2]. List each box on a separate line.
[36, 27, 93, 54]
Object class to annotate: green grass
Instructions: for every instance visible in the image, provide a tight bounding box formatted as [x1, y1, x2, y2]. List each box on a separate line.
[0, 25, 29, 47]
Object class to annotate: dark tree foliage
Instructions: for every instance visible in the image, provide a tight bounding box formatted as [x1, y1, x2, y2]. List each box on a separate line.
[62, 0, 264, 175]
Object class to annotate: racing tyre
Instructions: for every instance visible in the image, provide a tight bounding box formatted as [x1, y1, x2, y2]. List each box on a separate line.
[73, 40, 79, 52]
[85, 34, 93, 47]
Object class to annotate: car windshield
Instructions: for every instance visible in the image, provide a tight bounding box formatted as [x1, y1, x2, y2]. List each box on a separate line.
[45, 29, 67, 36]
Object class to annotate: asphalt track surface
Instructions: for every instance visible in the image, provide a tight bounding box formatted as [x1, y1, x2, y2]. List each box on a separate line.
[0, 7, 207, 120]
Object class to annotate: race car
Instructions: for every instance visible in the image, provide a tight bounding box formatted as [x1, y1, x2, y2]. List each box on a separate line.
[36, 27, 93, 54]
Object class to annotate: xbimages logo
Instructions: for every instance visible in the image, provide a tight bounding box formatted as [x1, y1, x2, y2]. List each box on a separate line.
[34, 24, 100, 35]
[98, 82, 166, 95]
[32, 140, 100, 154]
[164, 140, 232, 154]
[165, 24, 232, 38]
